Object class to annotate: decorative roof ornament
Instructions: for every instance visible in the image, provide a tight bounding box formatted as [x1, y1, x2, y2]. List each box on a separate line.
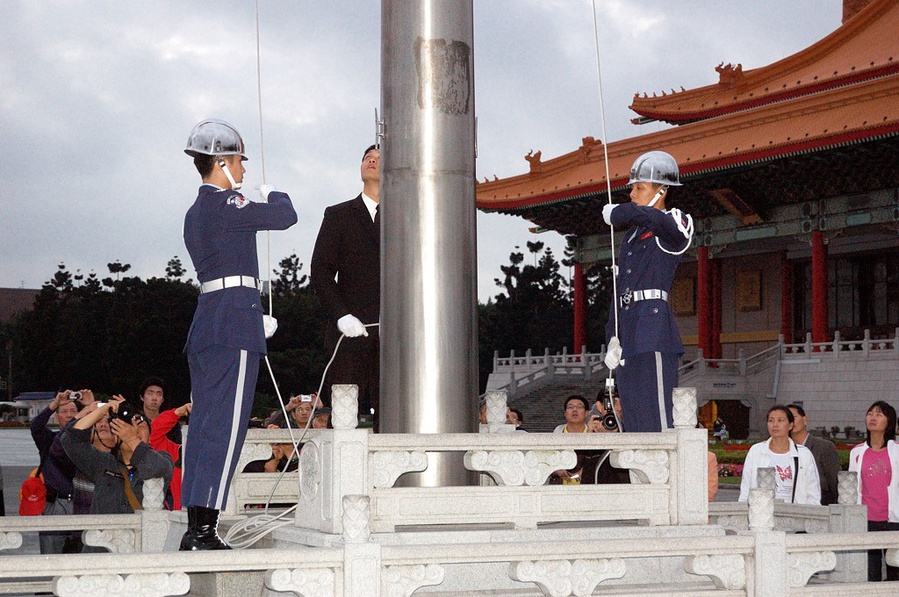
[525, 149, 543, 173]
[579, 136, 604, 164]
[715, 62, 744, 88]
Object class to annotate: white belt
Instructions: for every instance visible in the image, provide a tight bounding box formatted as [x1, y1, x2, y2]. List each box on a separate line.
[620, 289, 668, 306]
[200, 275, 260, 294]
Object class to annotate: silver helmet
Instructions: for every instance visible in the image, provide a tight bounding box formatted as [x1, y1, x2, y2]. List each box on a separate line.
[628, 151, 681, 186]
[184, 119, 246, 160]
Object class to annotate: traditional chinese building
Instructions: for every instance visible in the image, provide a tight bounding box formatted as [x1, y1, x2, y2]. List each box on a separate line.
[476, 0, 899, 435]
[478, 0, 898, 361]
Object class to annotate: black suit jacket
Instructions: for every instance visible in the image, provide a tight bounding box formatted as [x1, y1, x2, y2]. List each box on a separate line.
[310, 195, 380, 352]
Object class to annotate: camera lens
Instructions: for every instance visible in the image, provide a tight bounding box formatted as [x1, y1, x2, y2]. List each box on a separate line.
[602, 413, 618, 431]
[70, 391, 82, 402]
[110, 402, 139, 424]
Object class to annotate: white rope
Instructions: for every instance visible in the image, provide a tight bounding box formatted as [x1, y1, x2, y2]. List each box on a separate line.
[590, 0, 622, 404]
[253, 0, 274, 318]
[590, 0, 619, 341]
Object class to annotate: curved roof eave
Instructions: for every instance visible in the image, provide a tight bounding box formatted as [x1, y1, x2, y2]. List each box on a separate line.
[477, 74, 899, 213]
[629, 0, 899, 124]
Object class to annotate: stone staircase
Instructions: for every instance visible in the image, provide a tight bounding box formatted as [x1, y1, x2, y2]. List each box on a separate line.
[497, 328, 899, 436]
[508, 378, 611, 432]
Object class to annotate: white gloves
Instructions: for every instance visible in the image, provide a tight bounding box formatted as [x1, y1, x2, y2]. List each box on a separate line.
[602, 203, 617, 226]
[258, 184, 277, 201]
[605, 336, 624, 370]
[337, 314, 369, 338]
[263, 314, 278, 339]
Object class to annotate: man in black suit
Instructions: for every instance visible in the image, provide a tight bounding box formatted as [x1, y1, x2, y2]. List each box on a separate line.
[311, 145, 381, 424]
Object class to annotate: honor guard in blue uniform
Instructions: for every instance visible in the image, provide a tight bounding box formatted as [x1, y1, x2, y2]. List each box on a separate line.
[180, 119, 297, 549]
[602, 151, 694, 432]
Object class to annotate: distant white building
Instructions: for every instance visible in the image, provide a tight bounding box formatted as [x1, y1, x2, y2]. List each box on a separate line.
[1, 391, 56, 423]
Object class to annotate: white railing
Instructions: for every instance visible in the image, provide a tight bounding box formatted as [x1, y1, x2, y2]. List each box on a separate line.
[782, 328, 899, 357]
[223, 427, 320, 515]
[296, 386, 708, 537]
[5, 386, 899, 596]
[490, 328, 899, 399]
[489, 347, 609, 398]
[0, 478, 169, 556]
[2, 529, 898, 597]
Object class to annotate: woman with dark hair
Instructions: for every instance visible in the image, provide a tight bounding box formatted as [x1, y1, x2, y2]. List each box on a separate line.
[848, 400, 899, 581]
[738, 405, 821, 505]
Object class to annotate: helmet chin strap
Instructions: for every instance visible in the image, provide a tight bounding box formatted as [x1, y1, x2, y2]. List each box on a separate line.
[648, 185, 667, 208]
[218, 158, 242, 190]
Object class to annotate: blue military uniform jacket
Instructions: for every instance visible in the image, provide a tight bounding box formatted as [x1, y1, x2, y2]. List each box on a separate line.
[183, 184, 297, 355]
[605, 202, 691, 359]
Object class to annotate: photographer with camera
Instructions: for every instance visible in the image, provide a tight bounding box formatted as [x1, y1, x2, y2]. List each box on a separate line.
[61, 396, 173, 515]
[585, 392, 631, 485]
[29, 389, 93, 553]
[586, 390, 623, 434]
[265, 393, 321, 430]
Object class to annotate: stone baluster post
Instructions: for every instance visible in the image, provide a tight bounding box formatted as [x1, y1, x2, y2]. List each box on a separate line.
[672, 387, 707, 525]
[295, 384, 372, 535]
[748, 486, 786, 596]
[829, 471, 867, 583]
[139, 478, 169, 552]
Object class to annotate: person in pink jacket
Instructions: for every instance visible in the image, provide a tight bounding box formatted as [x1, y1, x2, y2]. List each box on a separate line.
[848, 400, 899, 582]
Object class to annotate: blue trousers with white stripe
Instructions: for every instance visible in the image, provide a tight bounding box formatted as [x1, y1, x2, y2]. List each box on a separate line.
[183, 345, 260, 510]
[615, 351, 679, 432]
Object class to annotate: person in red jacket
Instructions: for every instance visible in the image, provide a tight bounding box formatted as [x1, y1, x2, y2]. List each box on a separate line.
[149, 403, 191, 511]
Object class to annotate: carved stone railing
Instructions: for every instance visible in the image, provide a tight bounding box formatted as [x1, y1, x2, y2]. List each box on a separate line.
[221, 427, 321, 515]
[0, 547, 345, 597]
[3, 525, 899, 597]
[295, 385, 709, 534]
[5, 386, 899, 596]
[488, 347, 609, 399]
[0, 478, 168, 555]
[782, 328, 899, 357]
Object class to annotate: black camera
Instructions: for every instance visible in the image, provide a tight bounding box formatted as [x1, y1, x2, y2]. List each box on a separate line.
[109, 402, 143, 424]
[601, 394, 618, 431]
[601, 408, 618, 431]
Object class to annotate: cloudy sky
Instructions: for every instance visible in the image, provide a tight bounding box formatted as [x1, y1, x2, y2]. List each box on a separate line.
[1, 1, 844, 301]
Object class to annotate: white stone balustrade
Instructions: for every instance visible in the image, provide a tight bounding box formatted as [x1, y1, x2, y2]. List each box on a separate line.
[2, 383, 896, 596]
[0, 477, 168, 555]
[295, 386, 709, 534]
[223, 426, 321, 515]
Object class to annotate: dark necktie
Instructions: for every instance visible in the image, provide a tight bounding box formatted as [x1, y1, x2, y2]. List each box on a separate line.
[374, 204, 380, 227]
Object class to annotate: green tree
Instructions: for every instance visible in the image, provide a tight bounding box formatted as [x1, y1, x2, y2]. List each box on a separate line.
[271, 253, 308, 296]
[562, 236, 614, 351]
[478, 243, 573, 391]
[7, 264, 195, 401]
[166, 256, 186, 279]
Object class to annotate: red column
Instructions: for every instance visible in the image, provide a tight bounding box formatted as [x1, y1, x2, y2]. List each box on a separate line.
[697, 246, 712, 356]
[811, 231, 828, 343]
[780, 250, 793, 342]
[573, 262, 587, 353]
[711, 258, 722, 359]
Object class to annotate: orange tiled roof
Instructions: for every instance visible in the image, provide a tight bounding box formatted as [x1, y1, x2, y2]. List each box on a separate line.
[629, 0, 899, 124]
[476, 73, 899, 212]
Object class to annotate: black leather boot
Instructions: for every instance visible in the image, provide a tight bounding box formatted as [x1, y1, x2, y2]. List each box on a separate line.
[180, 506, 231, 550]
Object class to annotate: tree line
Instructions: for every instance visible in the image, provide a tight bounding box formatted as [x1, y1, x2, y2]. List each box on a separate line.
[1, 244, 612, 416]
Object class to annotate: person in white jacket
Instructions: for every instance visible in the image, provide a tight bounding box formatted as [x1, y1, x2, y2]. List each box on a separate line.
[739, 405, 821, 505]
[848, 400, 899, 582]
